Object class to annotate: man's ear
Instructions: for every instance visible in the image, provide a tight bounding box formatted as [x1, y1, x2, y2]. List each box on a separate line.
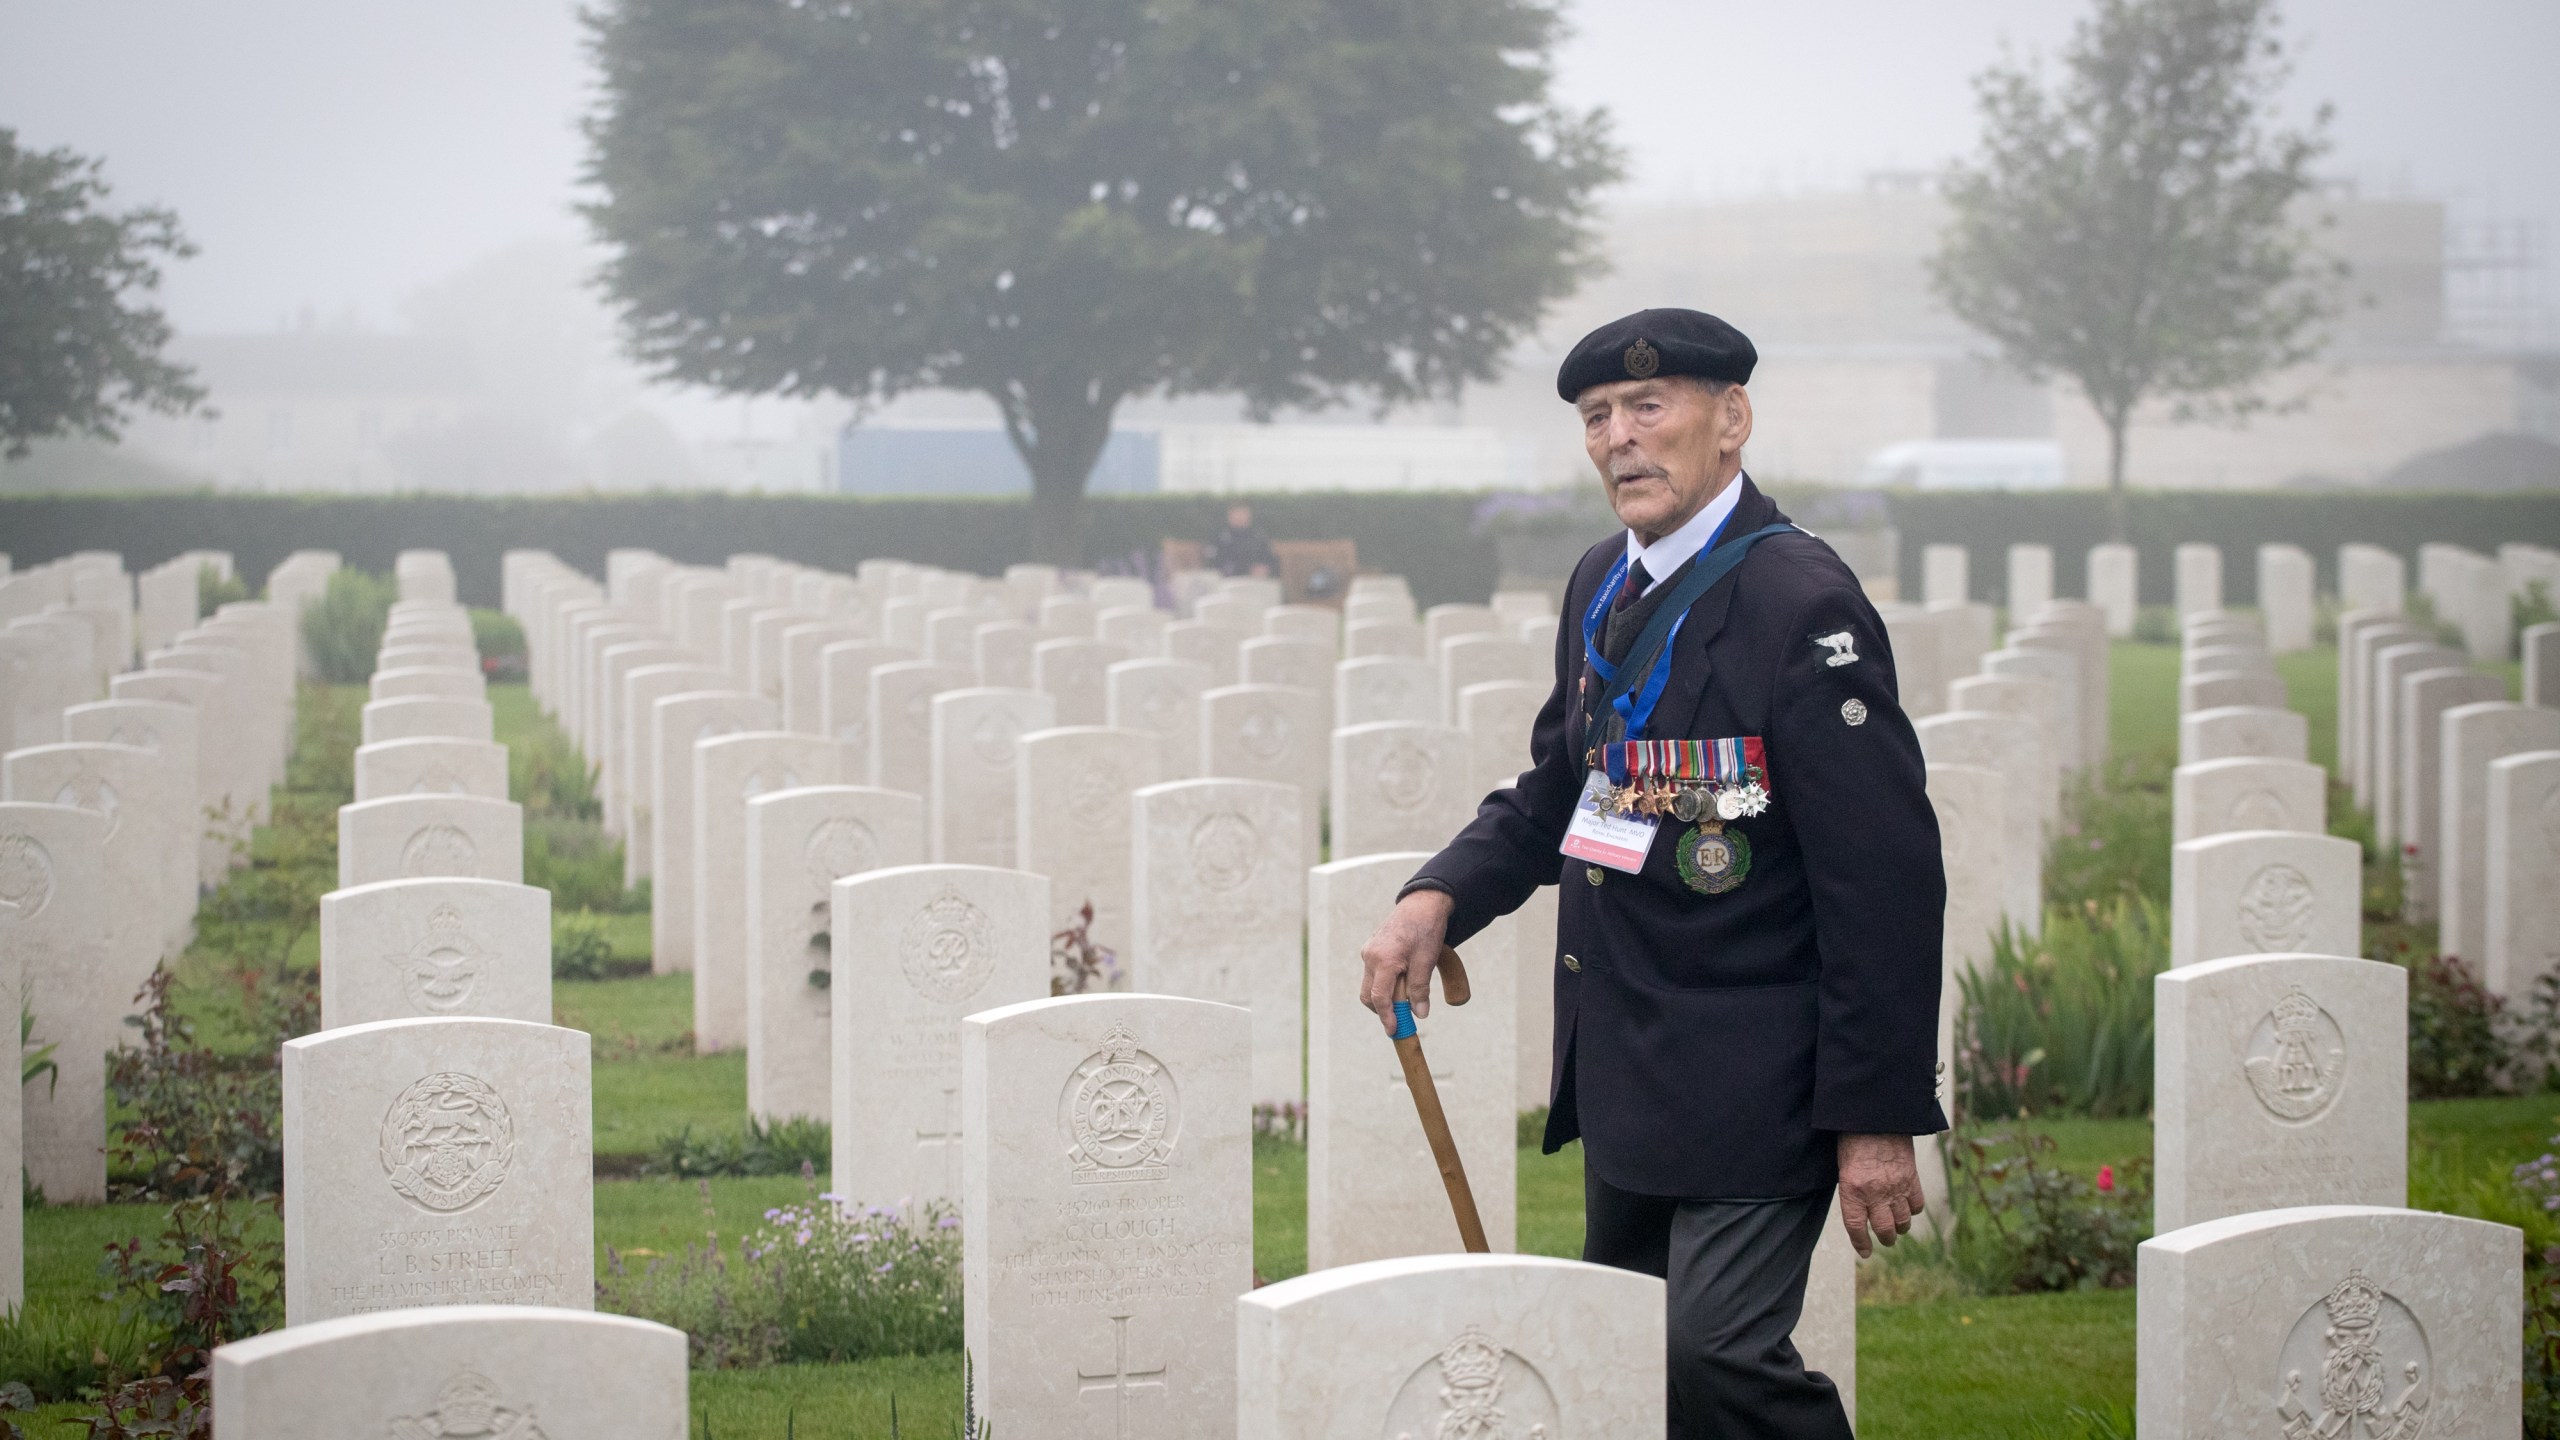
[1724, 385, 1755, 459]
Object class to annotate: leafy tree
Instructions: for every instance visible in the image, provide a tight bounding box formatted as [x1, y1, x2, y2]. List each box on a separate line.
[582, 0, 1617, 552]
[0, 129, 204, 457]
[1930, 0, 2342, 521]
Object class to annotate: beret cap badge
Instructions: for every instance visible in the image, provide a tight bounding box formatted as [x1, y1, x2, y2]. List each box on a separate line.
[1622, 338, 1660, 379]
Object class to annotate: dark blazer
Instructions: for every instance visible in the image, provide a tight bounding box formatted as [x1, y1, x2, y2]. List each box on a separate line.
[1409, 477, 1947, 1199]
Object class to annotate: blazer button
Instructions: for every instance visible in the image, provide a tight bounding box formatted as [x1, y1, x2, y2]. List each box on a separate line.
[1562, 953, 1582, 973]
[1584, 866, 1605, 886]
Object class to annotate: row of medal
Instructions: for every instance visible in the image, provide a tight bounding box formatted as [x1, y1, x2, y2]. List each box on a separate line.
[1605, 773, 1770, 823]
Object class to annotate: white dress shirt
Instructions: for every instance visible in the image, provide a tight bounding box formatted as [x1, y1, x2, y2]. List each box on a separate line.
[1623, 471, 1748, 587]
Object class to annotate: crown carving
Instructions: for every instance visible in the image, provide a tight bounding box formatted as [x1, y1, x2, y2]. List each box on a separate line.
[2272, 986, 2322, 1035]
[427, 904, 467, 934]
[1438, 1325, 1503, 1391]
[2325, 1269, 2382, 1331]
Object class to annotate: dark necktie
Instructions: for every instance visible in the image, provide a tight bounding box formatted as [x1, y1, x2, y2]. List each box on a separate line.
[1613, 557, 1653, 613]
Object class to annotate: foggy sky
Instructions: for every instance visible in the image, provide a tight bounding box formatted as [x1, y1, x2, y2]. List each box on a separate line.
[2, 0, 2551, 336]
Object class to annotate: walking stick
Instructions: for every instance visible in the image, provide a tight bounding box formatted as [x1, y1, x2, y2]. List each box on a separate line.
[1392, 945, 1490, 1254]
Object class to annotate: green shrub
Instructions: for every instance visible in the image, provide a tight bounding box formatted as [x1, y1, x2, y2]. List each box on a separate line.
[525, 815, 631, 913]
[0, 1305, 152, 1403]
[647, 1116, 833, 1179]
[552, 910, 619, 981]
[194, 562, 247, 619]
[596, 1179, 963, 1367]
[511, 712, 601, 822]
[472, 607, 526, 679]
[1943, 1130, 2149, 1294]
[1956, 897, 2168, 1121]
[300, 568, 394, 684]
[2044, 753, 2173, 912]
[2519, 581, 2558, 650]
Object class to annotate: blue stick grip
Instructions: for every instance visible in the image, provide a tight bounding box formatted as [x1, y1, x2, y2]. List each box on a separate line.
[1392, 1000, 1416, 1040]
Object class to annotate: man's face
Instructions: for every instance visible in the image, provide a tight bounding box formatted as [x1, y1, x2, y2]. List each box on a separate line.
[1227, 505, 1253, 530]
[1577, 377, 1752, 540]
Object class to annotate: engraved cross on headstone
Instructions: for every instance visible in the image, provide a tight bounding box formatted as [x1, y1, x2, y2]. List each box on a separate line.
[915, 1085, 962, 1197]
[1075, 1312, 1168, 1440]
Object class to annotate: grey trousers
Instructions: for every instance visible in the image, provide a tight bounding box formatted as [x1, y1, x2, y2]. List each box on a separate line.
[1583, 1170, 1854, 1440]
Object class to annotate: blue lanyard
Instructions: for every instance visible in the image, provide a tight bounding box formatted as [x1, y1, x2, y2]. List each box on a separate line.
[1579, 511, 1731, 743]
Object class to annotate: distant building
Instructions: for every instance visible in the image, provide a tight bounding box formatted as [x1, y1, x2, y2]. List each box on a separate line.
[833, 422, 1532, 495]
[1456, 179, 2560, 489]
[125, 332, 474, 491]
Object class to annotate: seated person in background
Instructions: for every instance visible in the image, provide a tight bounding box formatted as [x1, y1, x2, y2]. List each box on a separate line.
[1204, 502, 1277, 578]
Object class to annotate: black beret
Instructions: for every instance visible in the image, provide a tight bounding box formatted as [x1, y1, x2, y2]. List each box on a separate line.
[1555, 307, 1757, 401]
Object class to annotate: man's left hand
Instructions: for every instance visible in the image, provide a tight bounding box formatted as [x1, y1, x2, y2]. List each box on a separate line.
[1836, 1133, 1923, 1259]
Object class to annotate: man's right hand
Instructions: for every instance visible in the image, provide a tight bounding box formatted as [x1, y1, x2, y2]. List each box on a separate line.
[1359, 889, 1455, 1037]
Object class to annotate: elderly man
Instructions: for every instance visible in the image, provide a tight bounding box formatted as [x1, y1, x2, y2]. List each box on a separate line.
[1361, 308, 1944, 1438]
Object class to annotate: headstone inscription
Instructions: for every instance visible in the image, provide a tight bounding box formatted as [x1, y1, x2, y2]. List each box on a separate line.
[1, 801, 110, 1204]
[744, 785, 923, 1123]
[2136, 1206, 2518, 1439]
[1236, 1254, 1666, 1440]
[2169, 830, 2362, 968]
[337, 794, 525, 889]
[319, 878, 551, 1029]
[962, 993, 1254, 1440]
[830, 864, 1051, 1209]
[1128, 778, 1306, 1103]
[280, 1016, 593, 1324]
[210, 1306, 688, 1440]
[2153, 953, 2406, 1231]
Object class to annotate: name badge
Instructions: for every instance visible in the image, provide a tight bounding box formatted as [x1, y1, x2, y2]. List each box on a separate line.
[1561, 770, 1657, 873]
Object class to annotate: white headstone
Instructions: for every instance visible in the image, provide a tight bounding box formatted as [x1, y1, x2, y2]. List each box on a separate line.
[2397, 668, 2506, 921]
[830, 864, 1051, 1208]
[2006, 543, 2053, 618]
[645, 690, 777, 972]
[2344, 622, 2428, 807]
[1921, 544, 1968, 606]
[744, 785, 923, 1123]
[867, 660, 973, 797]
[814, 641, 913, 760]
[2180, 671, 2288, 714]
[1336, 656, 1441, 729]
[962, 993, 1253, 1439]
[61, 697, 201, 926]
[2524, 623, 2560, 709]
[1200, 684, 1326, 863]
[1163, 620, 1244, 687]
[2180, 705, 2310, 766]
[2137, 1206, 2518, 1439]
[694, 732, 845, 1051]
[370, 666, 485, 702]
[2175, 542, 2224, 618]
[1106, 658, 1212, 778]
[2087, 542, 2138, 637]
[2371, 642, 2464, 844]
[1436, 635, 1541, 724]
[0, 917, 12, 1310]
[931, 688, 1057, 867]
[1035, 638, 1131, 728]
[2172, 757, 2326, 843]
[354, 737, 509, 803]
[360, 696, 495, 746]
[2154, 953, 2406, 1232]
[1344, 619, 1426, 660]
[4, 740, 189, 979]
[1307, 854, 1516, 1268]
[211, 1306, 687, 1440]
[1981, 648, 2085, 770]
[1016, 726, 1157, 967]
[2257, 544, 2316, 653]
[281, 1016, 593, 1324]
[2170, 830, 2361, 968]
[1237, 1254, 1665, 1440]
[1130, 778, 1306, 1103]
[2339, 543, 2407, 615]
[1, 801, 110, 1203]
[1457, 680, 1543, 799]
[1916, 716, 2047, 928]
[319, 878, 551, 1029]
[2485, 751, 2560, 998]
[1329, 723, 1471, 860]
[1945, 673, 2069, 779]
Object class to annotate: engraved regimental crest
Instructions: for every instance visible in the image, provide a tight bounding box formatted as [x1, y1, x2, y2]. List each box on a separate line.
[1064, 1022, 1179, 1184]
[386, 904, 487, 1014]
[1622, 337, 1659, 379]
[2276, 1269, 2432, 1440]
[2244, 986, 2347, 1123]
[53, 774, 120, 839]
[1069, 761, 1130, 824]
[968, 710, 1016, 766]
[2238, 862, 2319, 952]
[1239, 706, 1291, 761]
[378, 1071, 515, 1213]
[387, 1368, 548, 1439]
[1190, 811, 1260, 893]
[2230, 787, 2295, 831]
[1378, 741, 1437, 811]
[899, 890, 998, 1003]
[804, 817, 879, 891]
[0, 833, 55, 918]
[401, 824, 480, 878]
[1383, 1325, 1560, 1440]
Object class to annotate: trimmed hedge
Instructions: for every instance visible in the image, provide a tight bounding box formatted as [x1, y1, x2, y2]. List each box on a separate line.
[3, 486, 2553, 609]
